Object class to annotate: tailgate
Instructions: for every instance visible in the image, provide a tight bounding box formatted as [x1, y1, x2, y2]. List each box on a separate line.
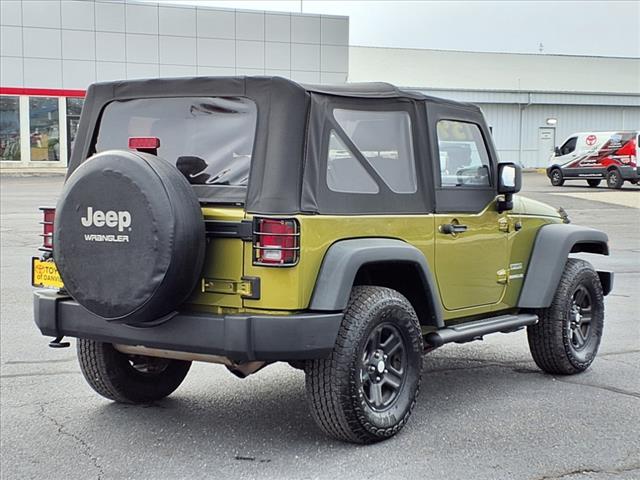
[188, 206, 248, 310]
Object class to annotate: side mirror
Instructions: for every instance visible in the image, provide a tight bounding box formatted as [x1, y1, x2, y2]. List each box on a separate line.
[498, 162, 521, 194]
[554, 146, 561, 156]
[497, 162, 521, 212]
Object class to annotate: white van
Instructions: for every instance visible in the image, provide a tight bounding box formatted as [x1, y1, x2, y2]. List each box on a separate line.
[547, 131, 639, 188]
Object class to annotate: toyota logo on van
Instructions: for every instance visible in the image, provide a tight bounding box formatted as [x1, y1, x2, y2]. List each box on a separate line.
[81, 206, 131, 243]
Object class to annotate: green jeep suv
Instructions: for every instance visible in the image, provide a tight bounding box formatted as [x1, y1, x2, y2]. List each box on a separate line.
[32, 77, 612, 443]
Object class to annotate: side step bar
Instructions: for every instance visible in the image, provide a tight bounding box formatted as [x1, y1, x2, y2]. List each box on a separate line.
[424, 313, 538, 348]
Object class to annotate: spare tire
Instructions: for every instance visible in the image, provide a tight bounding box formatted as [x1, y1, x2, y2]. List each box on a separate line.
[54, 150, 205, 325]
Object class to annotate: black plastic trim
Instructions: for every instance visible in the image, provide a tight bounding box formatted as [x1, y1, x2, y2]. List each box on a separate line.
[309, 238, 444, 327]
[424, 313, 538, 347]
[518, 223, 610, 309]
[205, 219, 253, 240]
[618, 165, 640, 180]
[33, 290, 342, 362]
[241, 276, 261, 300]
[597, 271, 614, 296]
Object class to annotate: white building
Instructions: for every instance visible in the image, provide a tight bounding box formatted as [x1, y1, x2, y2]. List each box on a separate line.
[349, 46, 640, 167]
[0, 0, 349, 170]
[1, 0, 638, 170]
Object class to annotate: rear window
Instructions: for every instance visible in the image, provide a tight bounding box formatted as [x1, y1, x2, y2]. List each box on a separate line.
[95, 97, 257, 186]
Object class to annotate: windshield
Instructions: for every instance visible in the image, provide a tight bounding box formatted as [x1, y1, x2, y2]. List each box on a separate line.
[95, 97, 257, 186]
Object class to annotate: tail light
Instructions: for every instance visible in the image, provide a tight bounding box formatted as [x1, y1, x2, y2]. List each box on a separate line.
[39, 207, 55, 252]
[616, 138, 636, 166]
[253, 218, 300, 266]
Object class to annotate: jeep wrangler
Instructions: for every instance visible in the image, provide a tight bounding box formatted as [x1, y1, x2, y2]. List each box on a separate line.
[32, 77, 613, 444]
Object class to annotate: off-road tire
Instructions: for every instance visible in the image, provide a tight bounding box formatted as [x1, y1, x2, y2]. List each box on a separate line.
[550, 168, 564, 186]
[587, 179, 601, 188]
[305, 286, 423, 444]
[77, 339, 191, 403]
[606, 169, 623, 189]
[527, 258, 604, 375]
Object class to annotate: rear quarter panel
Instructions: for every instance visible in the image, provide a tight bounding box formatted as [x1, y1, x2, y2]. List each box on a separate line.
[243, 215, 436, 311]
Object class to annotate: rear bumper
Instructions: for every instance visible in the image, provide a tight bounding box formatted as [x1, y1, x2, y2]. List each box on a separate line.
[618, 166, 639, 180]
[33, 290, 342, 362]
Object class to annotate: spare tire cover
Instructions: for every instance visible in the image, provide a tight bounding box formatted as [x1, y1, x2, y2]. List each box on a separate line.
[54, 150, 205, 324]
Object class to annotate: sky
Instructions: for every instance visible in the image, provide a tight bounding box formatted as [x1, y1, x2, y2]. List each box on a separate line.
[146, 0, 640, 58]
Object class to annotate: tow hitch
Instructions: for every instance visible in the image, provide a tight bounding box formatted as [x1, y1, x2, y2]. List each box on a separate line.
[48, 336, 70, 348]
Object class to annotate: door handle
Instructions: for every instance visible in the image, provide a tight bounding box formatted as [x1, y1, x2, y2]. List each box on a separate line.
[440, 223, 468, 235]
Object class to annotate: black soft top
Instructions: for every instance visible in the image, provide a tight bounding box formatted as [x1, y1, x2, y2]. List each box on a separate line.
[304, 82, 426, 99]
[301, 81, 478, 108]
[69, 76, 482, 214]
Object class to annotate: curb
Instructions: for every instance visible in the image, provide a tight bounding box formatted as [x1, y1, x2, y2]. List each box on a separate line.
[0, 169, 66, 177]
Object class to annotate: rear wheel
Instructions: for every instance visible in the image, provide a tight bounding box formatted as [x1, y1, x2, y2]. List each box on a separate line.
[305, 286, 423, 443]
[527, 258, 604, 375]
[550, 168, 564, 186]
[587, 179, 601, 188]
[77, 339, 191, 403]
[606, 169, 623, 189]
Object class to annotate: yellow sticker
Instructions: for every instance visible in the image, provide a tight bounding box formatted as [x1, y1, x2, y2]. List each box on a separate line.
[32, 258, 64, 289]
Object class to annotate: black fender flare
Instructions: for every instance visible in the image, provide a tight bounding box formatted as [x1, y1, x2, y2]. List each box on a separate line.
[309, 238, 444, 328]
[517, 223, 610, 309]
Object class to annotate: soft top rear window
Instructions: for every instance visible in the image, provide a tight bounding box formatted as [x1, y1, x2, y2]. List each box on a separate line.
[95, 97, 257, 187]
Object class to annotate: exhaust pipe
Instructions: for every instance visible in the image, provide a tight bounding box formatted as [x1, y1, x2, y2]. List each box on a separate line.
[113, 344, 267, 377]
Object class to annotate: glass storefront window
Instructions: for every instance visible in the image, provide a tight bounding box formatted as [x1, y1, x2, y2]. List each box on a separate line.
[0, 96, 21, 161]
[29, 97, 60, 161]
[66, 97, 84, 159]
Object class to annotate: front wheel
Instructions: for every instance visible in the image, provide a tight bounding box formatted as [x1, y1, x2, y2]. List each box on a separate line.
[527, 258, 604, 375]
[550, 168, 564, 186]
[305, 286, 423, 443]
[77, 339, 191, 403]
[606, 169, 623, 189]
[587, 179, 601, 188]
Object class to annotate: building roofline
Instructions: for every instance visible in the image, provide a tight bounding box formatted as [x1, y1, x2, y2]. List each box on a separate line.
[135, 0, 349, 20]
[405, 87, 640, 97]
[350, 44, 640, 61]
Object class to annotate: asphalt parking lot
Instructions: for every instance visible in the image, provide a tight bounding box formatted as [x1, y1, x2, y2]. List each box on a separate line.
[1, 172, 638, 480]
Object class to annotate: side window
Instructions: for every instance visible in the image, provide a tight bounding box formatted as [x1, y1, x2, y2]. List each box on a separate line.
[437, 120, 491, 187]
[560, 137, 577, 155]
[326, 130, 379, 194]
[332, 109, 417, 193]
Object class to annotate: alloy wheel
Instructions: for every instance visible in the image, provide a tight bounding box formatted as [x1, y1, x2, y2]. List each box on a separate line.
[360, 323, 408, 411]
[568, 285, 593, 351]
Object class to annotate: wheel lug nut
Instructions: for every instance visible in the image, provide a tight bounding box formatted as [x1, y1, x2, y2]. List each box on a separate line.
[374, 352, 380, 358]
[383, 354, 387, 360]
[384, 369, 388, 374]
[375, 376, 380, 382]
[369, 366, 375, 372]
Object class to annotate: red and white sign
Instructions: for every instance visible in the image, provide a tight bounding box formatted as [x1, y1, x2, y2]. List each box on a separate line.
[586, 134, 598, 146]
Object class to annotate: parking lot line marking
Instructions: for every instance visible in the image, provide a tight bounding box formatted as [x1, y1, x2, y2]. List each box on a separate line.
[550, 192, 640, 209]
